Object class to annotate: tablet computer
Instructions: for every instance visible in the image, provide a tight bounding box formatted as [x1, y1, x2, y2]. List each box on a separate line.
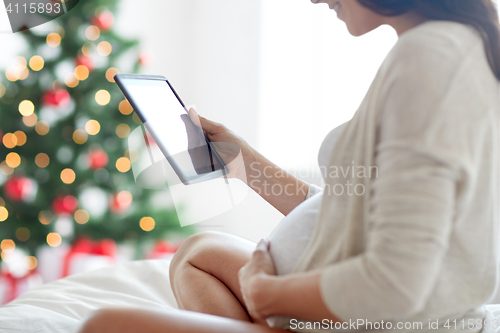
[114, 74, 228, 185]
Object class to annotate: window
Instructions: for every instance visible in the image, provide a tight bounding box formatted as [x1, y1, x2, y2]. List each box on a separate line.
[258, 0, 397, 171]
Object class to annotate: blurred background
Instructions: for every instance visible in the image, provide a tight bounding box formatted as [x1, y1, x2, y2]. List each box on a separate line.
[0, 0, 396, 303]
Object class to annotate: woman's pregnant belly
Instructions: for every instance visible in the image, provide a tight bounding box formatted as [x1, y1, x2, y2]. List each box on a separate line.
[268, 193, 323, 276]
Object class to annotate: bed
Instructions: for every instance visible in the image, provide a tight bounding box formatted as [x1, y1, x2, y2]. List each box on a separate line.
[2, 258, 500, 333]
[0, 259, 178, 333]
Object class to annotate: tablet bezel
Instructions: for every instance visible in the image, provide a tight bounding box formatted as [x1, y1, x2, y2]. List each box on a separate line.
[114, 73, 228, 185]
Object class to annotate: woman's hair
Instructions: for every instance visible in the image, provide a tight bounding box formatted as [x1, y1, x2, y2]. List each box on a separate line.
[357, 0, 500, 80]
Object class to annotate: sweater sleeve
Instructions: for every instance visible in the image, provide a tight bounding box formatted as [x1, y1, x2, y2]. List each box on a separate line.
[318, 34, 476, 322]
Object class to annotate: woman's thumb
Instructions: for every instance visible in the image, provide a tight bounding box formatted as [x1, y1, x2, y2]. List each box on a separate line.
[188, 108, 218, 133]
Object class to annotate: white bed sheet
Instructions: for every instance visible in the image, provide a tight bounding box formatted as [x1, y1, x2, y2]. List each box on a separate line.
[0, 259, 178, 333]
[2, 258, 500, 333]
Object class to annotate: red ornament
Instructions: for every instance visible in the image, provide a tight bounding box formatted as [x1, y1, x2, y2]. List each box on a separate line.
[52, 195, 78, 215]
[3, 177, 33, 202]
[62, 236, 117, 277]
[75, 55, 94, 72]
[154, 240, 180, 253]
[91, 11, 114, 31]
[109, 191, 132, 214]
[92, 238, 117, 256]
[147, 240, 182, 260]
[41, 89, 70, 107]
[87, 150, 109, 170]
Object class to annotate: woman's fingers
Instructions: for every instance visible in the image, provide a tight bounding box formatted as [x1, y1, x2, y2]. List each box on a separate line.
[255, 238, 270, 252]
[188, 108, 223, 135]
[188, 108, 202, 128]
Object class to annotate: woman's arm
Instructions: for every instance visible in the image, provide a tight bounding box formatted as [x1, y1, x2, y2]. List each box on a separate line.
[244, 148, 311, 215]
[188, 108, 313, 215]
[255, 270, 341, 323]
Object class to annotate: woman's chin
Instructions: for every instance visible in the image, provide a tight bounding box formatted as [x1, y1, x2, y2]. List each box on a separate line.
[347, 28, 365, 37]
[345, 23, 381, 37]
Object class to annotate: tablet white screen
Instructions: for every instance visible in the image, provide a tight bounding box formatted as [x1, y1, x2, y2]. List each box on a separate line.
[120, 78, 223, 181]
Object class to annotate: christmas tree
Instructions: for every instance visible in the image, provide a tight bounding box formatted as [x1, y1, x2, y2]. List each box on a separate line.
[0, 0, 192, 264]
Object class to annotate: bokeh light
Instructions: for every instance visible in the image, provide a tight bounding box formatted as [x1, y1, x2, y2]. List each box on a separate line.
[3, 133, 17, 148]
[35, 121, 50, 135]
[116, 157, 131, 173]
[95, 89, 111, 105]
[65, 73, 79, 88]
[105, 68, 119, 82]
[97, 41, 112, 56]
[35, 153, 50, 168]
[74, 209, 90, 224]
[47, 233, 62, 247]
[116, 123, 130, 138]
[5, 152, 21, 168]
[0, 162, 14, 176]
[6, 57, 27, 82]
[14, 131, 27, 146]
[18, 100, 35, 116]
[61, 168, 76, 184]
[15, 56, 27, 67]
[0, 207, 8, 222]
[6, 67, 20, 81]
[119, 100, 133, 115]
[0, 251, 8, 262]
[39, 211, 53, 225]
[73, 129, 88, 144]
[117, 190, 132, 206]
[24, 256, 37, 270]
[74, 65, 89, 81]
[56, 26, 65, 38]
[82, 42, 94, 57]
[18, 67, 29, 80]
[46, 33, 61, 47]
[85, 119, 101, 135]
[23, 113, 38, 127]
[29, 55, 45, 71]
[0, 83, 5, 98]
[85, 25, 100, 41]
[139, 217, 155, 232]
[1, 239, 15, 252]
[16, 227, 30, 242]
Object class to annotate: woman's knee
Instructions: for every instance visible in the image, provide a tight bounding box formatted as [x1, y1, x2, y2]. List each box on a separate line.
[170, 231, 226, 279]
[169, 231, 254, 284]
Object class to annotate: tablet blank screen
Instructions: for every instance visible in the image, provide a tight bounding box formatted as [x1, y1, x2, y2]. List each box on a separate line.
[120, 78, 223, 181]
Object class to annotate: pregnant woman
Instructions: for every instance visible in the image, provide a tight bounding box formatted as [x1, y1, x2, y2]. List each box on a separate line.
[80, 0, 500, 332]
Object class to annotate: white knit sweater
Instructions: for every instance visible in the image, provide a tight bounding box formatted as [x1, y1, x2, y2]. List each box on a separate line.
[273, 20, 500, 333]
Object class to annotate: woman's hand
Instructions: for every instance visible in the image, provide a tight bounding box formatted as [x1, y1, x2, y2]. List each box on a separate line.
[238, 238, 277, 325]
[188, 108, 255, 183]
[188, 107, 310, 216]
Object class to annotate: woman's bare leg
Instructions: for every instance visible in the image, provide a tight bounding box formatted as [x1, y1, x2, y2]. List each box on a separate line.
[79, 308, 288, 333]
[169, 231, 256, 321]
